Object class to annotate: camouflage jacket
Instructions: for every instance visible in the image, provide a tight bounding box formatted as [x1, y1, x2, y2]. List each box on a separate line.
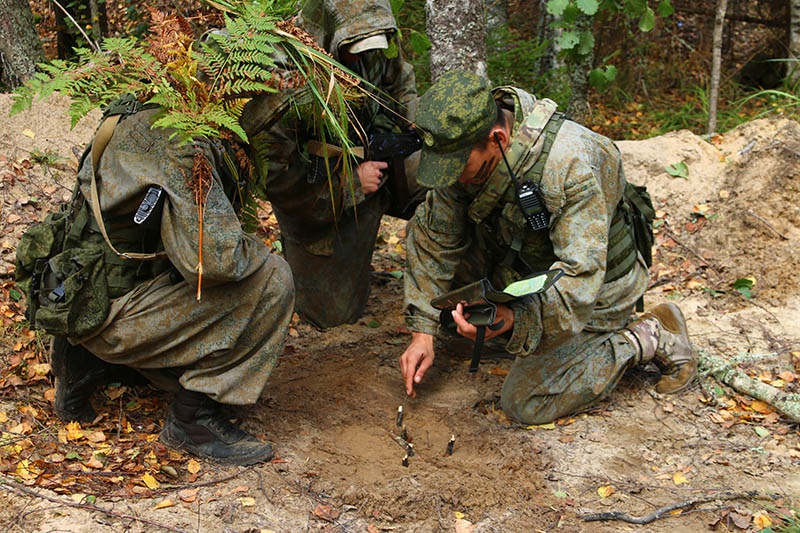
[404, 87, 649, 356]
[249, 0, 417, 250]
[80, 108, 270, 289]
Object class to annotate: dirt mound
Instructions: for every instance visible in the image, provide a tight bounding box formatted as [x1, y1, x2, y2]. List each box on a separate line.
[1, 96, 798, 532]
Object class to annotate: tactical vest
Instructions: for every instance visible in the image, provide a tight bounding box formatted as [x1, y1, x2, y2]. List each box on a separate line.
[469, 88, 653, 289]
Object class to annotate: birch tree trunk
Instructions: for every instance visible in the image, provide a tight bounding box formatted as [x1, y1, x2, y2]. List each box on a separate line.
[425, 0, 487, 82]
[0, 0, 45, 90]
[791, 0, 800, 85]
[707, 0, 728, 135]
[565, 15, 593, 125]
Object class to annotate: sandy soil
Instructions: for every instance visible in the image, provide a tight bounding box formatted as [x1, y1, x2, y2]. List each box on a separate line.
[0, 95, 798, 533]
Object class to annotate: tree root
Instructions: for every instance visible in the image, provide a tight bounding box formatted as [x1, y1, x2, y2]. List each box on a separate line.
[0, 476, 188, 533]
[699, 350, 800, 423]
[582, 490, 776, 524]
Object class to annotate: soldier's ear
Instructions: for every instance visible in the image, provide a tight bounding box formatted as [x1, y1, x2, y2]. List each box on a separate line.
[490, 127, 509, 150]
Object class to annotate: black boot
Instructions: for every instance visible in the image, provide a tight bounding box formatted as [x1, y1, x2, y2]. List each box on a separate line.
[49, 336, 105, 422]
[49, 337, 146, 423]
[160, 388, 274, 465]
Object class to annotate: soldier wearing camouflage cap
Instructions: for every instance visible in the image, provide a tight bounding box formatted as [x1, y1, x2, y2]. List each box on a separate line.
[400, 69, 697, 424]
[248, 0, 423, 328]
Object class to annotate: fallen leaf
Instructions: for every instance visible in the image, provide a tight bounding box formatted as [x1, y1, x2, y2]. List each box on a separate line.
[673, 472, 688, 485]
[86, 431, 106, 443]
[84, 456, 103, 469]
[312, 503, 338, 521]
[154, 499, 174, 510]
[22, 129, 35, 139]
[141, 472, 160, 490]
[526, 423, 556, 430]
[187, 458, 201, 474]
[178, 488, 199, 503]
[455, 518, 475, 533]
[237, 497, 256, 507]
[753, 512, 772, 529]
[65, 422, 84, 441]
[597, 485, 615, 498]
[453, 511, 466, 519]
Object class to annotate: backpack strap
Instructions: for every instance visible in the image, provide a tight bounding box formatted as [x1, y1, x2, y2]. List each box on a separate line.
[468, 97, 559, 224]
[88, 100, 167, 261]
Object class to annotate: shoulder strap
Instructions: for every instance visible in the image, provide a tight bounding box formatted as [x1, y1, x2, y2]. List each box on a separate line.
[89, 108, 166, 261]
[468, 97, 559, 224]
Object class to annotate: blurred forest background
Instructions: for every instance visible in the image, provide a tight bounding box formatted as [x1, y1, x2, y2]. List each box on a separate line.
[0, 0, 798, 140]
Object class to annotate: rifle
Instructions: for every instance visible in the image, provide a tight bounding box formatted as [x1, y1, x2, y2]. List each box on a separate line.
[366, 130, 423, 220]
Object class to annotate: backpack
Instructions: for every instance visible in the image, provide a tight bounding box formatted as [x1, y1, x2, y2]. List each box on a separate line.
[15, 95, 165, 338]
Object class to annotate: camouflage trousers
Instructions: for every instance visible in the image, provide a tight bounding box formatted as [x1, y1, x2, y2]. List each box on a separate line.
[276, 191, 390, 329]
[448, 246, 645, 426]
[75, 254, 294, 405]
[499, 330, 638, 424]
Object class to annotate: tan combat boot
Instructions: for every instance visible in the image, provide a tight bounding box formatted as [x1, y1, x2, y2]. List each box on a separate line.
[624, 303, 698, 394]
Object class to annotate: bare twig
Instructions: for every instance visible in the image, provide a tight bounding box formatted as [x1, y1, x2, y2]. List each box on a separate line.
[745, 210, 789, 240]
[582, 490, 776, 524]
[661, 227, 721, 277]
[0, 477, 188, 532]
[51, 0, 101, 53]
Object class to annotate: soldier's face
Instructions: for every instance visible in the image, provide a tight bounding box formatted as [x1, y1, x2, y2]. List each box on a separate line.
[458, 141, 500, 185]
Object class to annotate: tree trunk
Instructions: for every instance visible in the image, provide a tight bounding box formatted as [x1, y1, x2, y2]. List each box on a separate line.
[565, 15, 593, 125]
[0, 0, 45, 90]
[425, 0, 487, 82]
[486, 0, 508, 33]
[707, 0, 728, 135]
[536, 0, 559, 77]
[791, 0, 800, 85]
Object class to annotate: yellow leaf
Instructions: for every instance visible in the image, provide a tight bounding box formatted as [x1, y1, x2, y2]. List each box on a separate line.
[30, 363, 51, 376]
[749, 400, 773, 414]
[753, 512, 772, 529]
[597, 485, 615, 498]
[66, 421, 84, 441]
[141, 473, 160, 490]
[187, 458, 201, 474]
[0, 411, 7, 423]
[237, 497, 256, 507]
[673, 472, 688, 485]
[454, 511, 465, 519]
[57, 428, 68, 444]
[154, 499, 175, 510]
[526, 423, 556, 430]
[15, 459, 38, 480]
[22, 129, 35, 139]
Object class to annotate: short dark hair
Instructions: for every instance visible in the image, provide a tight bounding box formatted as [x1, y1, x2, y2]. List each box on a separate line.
[476, 104, 510, 150]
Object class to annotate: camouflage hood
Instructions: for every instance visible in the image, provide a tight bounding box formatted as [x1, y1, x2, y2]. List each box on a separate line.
[298, 0, 398, 58]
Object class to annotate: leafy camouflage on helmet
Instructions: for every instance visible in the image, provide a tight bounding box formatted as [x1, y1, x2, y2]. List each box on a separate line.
[298, 0, 398, 58]
[415, 70, 497, 188]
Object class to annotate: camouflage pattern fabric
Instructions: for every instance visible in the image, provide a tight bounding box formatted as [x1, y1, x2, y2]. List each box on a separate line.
[250, 0, 418, 328]
[404, 84, 650, 424]
[72, 109, 294, 405]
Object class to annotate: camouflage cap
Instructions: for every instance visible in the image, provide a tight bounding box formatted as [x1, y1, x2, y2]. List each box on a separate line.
[415, 70, 496, 188]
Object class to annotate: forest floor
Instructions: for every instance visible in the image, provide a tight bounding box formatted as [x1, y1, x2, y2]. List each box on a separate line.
[0, 95, 798, 533]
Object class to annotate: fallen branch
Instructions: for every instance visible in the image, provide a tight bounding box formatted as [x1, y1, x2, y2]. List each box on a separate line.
[583, 490, 774, 524]
[0, 476, 188, 533]
[745, 210, 789, 240]
[699, 350, 800, 423]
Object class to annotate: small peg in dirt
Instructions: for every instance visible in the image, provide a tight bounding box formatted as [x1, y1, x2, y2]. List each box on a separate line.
[401, 454, 409, 467]
[445, 435, 455, 457]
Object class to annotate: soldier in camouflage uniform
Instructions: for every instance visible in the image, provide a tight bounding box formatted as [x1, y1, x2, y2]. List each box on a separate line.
[247, 0, 420, 328]
[47, 105, 294, 465]
[400, 70, 697, 425]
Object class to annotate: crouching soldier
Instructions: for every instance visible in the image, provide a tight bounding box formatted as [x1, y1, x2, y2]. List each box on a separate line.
[399, 70, 697, 424]
[16, 95, 294, 465]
